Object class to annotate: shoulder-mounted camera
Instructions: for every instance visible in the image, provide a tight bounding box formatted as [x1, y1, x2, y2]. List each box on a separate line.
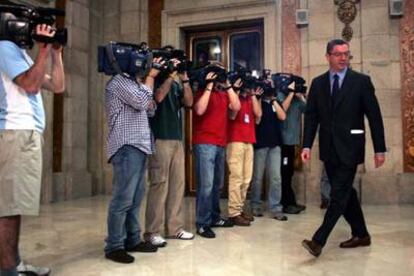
[0, 3, 67, 48]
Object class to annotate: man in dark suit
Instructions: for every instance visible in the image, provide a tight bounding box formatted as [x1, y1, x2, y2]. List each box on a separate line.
[300, 39, 386, 257]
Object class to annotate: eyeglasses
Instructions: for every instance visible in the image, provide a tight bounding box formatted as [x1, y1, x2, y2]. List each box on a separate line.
[329, 51, 351, 58]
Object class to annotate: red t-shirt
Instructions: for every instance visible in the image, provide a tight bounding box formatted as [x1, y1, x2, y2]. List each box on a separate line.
[228, 95, 256, 143]
[193, 89, 229, 147]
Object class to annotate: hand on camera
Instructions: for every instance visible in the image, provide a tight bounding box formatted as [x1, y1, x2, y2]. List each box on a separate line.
[232, 78, 243, 91]
[205, 72, 216, 91]
[205, 72, 217, 82]
[35, 24, 55, 49]
[251, 87, 264, 98]
[150, 57, 165, 77]
[178, 71, 189, 82]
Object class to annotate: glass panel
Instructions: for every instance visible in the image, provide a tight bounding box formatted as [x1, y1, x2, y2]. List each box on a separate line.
[229, 32, 261, 73]
[192, 37, 222, 67]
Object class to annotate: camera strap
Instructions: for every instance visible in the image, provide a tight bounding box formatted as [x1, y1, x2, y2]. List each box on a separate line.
[105, 43, 129, 78]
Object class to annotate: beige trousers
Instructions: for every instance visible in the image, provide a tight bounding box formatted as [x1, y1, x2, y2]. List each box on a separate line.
[145, 140, 185, 236]
[0, 130, 43, 217]
[226, 142, 254, 217]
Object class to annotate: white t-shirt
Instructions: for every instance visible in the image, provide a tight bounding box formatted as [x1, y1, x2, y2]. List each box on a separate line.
[0, 40, 45, 133]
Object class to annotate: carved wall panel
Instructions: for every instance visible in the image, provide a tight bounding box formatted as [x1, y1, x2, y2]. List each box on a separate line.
[282, 0, 301, 74]
[401, 0, 414, 172]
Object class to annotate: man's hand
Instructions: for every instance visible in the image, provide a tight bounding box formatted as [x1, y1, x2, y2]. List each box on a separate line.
[205, 72, 217, 91]
[295, 92, 306, 100]
[374, 153, 385, 168]
[232, 78, 243, 91]
[35, 24, 55, 50]
[149, 57, 164, 77]
[301, 148, 311, 163]
[251, 87, 264, 98]
[178, 70, 189, 82]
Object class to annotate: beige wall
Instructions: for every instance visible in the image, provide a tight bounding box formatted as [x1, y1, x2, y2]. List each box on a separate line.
[160, 0, 413, 204]
[19, 0, 411, 204]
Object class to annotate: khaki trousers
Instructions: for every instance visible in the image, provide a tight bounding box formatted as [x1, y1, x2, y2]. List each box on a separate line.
[226, 142, 254, 217]
[145, 140, 185, 236]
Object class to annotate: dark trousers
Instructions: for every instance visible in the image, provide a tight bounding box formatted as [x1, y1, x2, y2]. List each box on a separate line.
[312, 150, 369, 246]
[280, 145, 297, 207]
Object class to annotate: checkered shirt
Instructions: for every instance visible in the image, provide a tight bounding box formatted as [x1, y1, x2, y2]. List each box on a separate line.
[105, 74, 156, 161]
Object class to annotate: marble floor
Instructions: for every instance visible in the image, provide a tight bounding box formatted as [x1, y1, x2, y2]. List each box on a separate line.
[19, 196, 414, 276]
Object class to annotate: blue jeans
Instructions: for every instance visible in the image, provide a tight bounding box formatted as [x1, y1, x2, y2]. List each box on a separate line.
[250, 146, 283, 214]
[105, 145, 147, 253]
[194, 144, 225, 229]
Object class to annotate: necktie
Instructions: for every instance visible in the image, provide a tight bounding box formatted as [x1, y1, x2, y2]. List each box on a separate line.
[331, 74, 339, 105]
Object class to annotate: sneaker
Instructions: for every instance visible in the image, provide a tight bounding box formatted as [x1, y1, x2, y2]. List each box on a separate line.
[126, 241, 158, 252]
[230, 215, 250, 226]
[273, 213, 288, 221]
[197, 227, 216, 238]
[241, 212, 255, 222]
[146, 234, 167, 248]
[168, 230, 194, 240]
[211, 218, 234, 227]
[17, 261, 51, 275]
[105, 250, 134, 264]
[252, 209, 263, 217]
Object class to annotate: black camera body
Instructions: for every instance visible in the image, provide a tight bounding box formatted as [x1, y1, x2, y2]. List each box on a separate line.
[272, 73, 307, 95]
[188, 63, 228, 89]
[98, 41, 153, 78]
[152, 48, 191, 74]
[0, 4, 67, 48]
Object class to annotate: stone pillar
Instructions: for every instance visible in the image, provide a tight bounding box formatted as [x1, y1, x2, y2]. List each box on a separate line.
[53, 0, 92, 201]
[281, 0, 306, 204]
[400, 0, 414, 173]
[88, 0, 106, 195]
[359, 0, 404, 204]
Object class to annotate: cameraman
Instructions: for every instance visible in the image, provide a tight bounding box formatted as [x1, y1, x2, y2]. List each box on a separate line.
[104, 56, 163, 263]
[144, 56, 194, 247]
[226, 84, 262, 226]
[277, 90, 307, 214]
[0, 24, 65, 276]
[193, 64, 241, 238]
[250, 83, 287, 221]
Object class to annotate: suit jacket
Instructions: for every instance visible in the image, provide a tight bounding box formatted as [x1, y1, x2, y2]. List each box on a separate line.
[303, 69, 386, 166]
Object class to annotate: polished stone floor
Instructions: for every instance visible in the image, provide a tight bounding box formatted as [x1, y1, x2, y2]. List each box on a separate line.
[19, 196, 414, 276]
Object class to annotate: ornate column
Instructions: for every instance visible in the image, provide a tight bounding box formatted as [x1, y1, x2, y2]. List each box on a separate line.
[400, 0, 414, 172]
[282, 0, 301, 74]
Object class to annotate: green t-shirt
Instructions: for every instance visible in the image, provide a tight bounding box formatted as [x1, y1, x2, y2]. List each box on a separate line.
[150, 80, 184, 140]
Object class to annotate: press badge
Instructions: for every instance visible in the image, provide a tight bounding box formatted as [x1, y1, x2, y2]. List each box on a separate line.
[244, 114, 250, 123]
[283, 157, 288, 165]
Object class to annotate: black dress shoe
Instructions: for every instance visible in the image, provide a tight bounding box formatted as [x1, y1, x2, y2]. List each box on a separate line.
[295, 204, 306, 212]
[283, 205, 301, 214]
[105, 249, 135, 263]
[339, 236, 371, 248]
[126, 241, 158, 253]
[302, 239, 322, 257]
[197, 226, 216, 238]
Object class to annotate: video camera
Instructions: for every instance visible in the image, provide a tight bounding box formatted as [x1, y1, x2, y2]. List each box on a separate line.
[0, 3, 67, 48]
[98, 41, 153, 78]
[228, 67, 273, 96]
[271, 73, 307, 95]
[152, 46, 192, 74]
[188, 62, 227, 89]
